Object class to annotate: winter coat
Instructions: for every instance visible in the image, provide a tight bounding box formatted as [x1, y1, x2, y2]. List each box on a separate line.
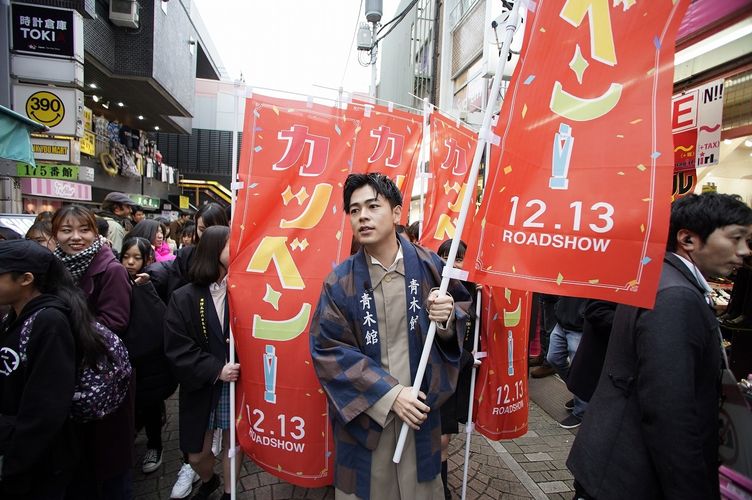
[164, 283, 229, 453]
[79, 245, 132, 335]
[0, 295, 78, 497]
[154, 242, 175, 263]
[567, 253, 722, 500]
[566, 300, 617, 402]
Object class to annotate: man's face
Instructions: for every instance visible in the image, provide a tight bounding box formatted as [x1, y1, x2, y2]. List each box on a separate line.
[691, 225, 752, 278]
[348, 186, 401, 248]
[114, 203, 133, 217]
[134, 210, 145, 223]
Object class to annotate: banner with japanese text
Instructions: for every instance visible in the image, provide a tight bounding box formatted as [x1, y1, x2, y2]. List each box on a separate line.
[672, 78, 725, 198]
[229, 94, 362, 486]
[348, 101, 423, 223]
[474, 287, 531, 440]
[419, 110, 478, 251]
[465, 0, 690, 309]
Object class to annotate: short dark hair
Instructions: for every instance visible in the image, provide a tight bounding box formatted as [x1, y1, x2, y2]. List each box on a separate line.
[126, 219, 161, 246]
[120, 237, 154, 272]
[26, 220, 52, 239]
[406, 221, 420, 242]
[438, 239, 467, 261]
[343, 173, 402, 210]
[188, 225, 230, 286]
[194, 203, 229, 244]
[667, 193, 752, 251]
[95, 217, 109, 237]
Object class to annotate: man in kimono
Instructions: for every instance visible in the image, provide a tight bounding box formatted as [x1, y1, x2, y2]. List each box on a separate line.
[310, 173, 471, 500]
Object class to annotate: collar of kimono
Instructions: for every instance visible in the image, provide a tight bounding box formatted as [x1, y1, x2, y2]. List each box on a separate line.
[352, 234, 428, 379]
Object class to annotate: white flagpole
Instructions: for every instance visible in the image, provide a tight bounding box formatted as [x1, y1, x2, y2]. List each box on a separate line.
[418, 97, 430, 233]
[461, 288, 483, 500]
[229, 80, 242, 500]
[393, 0, 523, 463]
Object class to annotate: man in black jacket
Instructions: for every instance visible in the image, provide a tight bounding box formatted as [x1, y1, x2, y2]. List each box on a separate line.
[567, 193, 752, 500]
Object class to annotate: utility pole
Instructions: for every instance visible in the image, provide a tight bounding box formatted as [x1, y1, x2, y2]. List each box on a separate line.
[358, 0, 383, 99]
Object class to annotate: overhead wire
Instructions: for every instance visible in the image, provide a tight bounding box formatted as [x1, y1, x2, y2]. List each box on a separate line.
[375, 0, 419, 45]
[341, 0, 365, 87]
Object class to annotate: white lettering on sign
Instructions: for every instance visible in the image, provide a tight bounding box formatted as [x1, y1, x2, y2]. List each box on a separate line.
[18, 27, 56, 42]
[51, 181, 76, 199]
[502, 230, 612, 253]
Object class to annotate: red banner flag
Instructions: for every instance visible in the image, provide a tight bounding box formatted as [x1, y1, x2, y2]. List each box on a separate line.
[465, 0, 690, 309]
[473, 287, 531, 440]
[348, 101, 423, 222]
[419, 111, 478, 251]
[229, 95, 362, 486]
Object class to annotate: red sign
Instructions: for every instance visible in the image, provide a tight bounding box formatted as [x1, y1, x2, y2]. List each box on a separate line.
[419, 111, 478, 251]
[474, 287, 531, 440]
[465, 0, 690, 309]
[348, 101, 423, 222]
[229, 94, 362, 486]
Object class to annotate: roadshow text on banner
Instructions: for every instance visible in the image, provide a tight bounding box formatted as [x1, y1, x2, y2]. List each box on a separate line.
[465, 0, 691, 309]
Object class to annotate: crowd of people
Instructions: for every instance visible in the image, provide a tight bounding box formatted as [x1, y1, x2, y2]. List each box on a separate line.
[1, 175, 751, 500]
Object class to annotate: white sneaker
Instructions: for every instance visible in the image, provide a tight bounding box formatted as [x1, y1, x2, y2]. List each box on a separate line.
[211, 428, 222, 457]
[170, 463, 200, 499]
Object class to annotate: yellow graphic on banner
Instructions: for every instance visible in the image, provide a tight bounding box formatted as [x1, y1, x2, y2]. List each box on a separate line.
[81, 130, 96, 156]
[247, 236, 305, 289]
[503, 288, 522, 327]
[560, 0, 617, 66]
[252, 303, 312, 341]
[280, 183, 332, 229]
[433, 214, 456, 241]
[550, 81, 623, 121]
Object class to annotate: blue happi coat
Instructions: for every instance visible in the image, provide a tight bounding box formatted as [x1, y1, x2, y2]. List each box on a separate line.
[310, 234, 471, 499]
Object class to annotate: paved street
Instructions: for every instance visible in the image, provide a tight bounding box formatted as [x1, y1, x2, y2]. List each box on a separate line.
[133, 375, 578, 499]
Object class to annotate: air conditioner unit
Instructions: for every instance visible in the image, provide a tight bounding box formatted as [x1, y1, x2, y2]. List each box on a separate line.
[110, 0, 139, 29]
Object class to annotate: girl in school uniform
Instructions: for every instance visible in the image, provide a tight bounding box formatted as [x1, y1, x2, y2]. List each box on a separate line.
[164, 225, 242, 500]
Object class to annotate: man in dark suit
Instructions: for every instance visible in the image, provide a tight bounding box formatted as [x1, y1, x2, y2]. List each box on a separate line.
[567, 193, 752, 500]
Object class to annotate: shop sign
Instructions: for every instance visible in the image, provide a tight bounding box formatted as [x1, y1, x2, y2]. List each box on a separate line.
[20, 178, 91, 201]
[128, 194, 160, 210]
[10, 3, 84, 61]
[81, 130, 96, 156]
[10, 54, 84, 87]
[83, 106, 92, 131]
[672, 78, 725, 172]
[78, 166, 95, 182]
[179, 195, 189, 210]
[31, 136, 80, 164]
[13, 84, 84, 138]
[16, 162, 79, 181]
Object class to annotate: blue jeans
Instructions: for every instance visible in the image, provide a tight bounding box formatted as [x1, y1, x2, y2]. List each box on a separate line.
[547, 323, 587, 418]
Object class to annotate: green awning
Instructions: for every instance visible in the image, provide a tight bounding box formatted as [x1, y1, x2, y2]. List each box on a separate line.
[0, 104, 47, 167]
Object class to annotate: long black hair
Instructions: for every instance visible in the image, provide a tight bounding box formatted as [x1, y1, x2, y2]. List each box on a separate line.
[188, 225, 230, 286]
[12, 259, 107, 367]
[194, 203, 229, 244]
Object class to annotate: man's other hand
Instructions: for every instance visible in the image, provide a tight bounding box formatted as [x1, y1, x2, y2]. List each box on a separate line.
[391, 386, 430, 430]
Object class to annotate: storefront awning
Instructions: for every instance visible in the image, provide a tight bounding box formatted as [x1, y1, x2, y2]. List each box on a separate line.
[0, 105, 47, 166]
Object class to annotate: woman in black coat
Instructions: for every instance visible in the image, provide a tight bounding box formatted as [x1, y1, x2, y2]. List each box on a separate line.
[120, 237, 177, 475]
[0, 240, 111, 499]
[164, 226, 242, 500]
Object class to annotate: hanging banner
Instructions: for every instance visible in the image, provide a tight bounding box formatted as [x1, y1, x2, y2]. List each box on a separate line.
[229, 94, 362, 486]
[419, 111, 478, 251]
[474, 287, 531, 440]
[349, 100, 423, 222]
[465, 0, 690, 309]
[671, 78, 725, 198]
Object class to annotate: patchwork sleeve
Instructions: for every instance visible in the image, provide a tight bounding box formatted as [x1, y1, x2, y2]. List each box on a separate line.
[310, 276, 399, 425]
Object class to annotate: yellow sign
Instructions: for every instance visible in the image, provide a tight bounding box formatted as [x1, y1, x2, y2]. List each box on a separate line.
[179, 195, 189, 210]
[81, 130, 95, 156]
[83, 106, 93, 131]
[25, 91, 65, 127]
